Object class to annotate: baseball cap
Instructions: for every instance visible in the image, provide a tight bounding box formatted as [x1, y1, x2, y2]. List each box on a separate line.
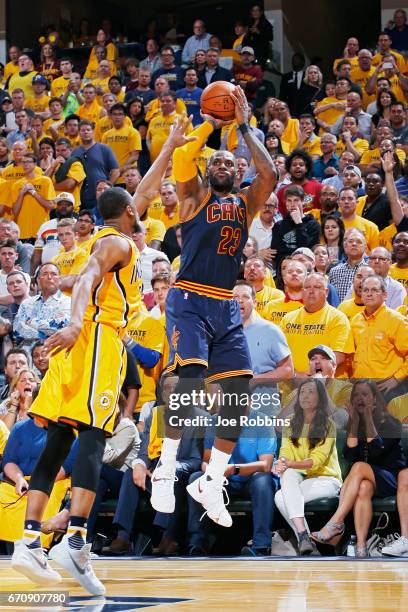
[1, 96, 12, 104]
[32, 74, 48, 85]
[55, 192, 75, 205]
[308, 344, 337, 363]
[343, 164, 362, 180]
[241, 46, 255, 55]
[292, 247, 315, 263]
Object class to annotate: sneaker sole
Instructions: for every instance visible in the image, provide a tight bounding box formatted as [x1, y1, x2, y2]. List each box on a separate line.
[11, 559, 62, 586]
[49, 544, 105, 596]
[382, 551, 408, 557]
[150, 492, 175, 513]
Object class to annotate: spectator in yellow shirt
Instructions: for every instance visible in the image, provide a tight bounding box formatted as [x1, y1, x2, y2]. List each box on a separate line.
[63, 114, 81, 149]
[273, 100, 299, 150]
[108, 76, 125, 103]
[281, 272, 354, 374]
[101, 103, 141, 185]
[157, 182, 180, 230]
[75, 210, 96, 250]
[4, 45, 21, 82]
[51, 219, 87, 295]
[7, 54, 37, 98]
[333, 37, 360, 73]
[264, 259, 306, 324]
[351, 274, 408, 390]
[146, 91, 188, 162]
[314, 78, 349, 133]
[350, 49, 376, 110]
[77, 84, 107, 124]
[11, 153, 56, 240]
[335, 115, 369, 162]
[244, 255, 284, 318]
[295, 114, 321, 160]
[389, 231, 408, 289]
[338, 187, 379, 252]
[50, 57, 74, 99]
[372, 32, 406, 74]
[91, 60, 112, 104]
[25, 75, 50, 118]
[145, 77, 187, 123]
[43, 97, 65, 140]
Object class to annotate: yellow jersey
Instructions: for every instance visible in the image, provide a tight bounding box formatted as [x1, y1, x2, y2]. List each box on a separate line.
[142, 216, 166, 243]
[389, 262, 408, 290]
[263, 297, 303, 325]
[1, 163, 42, 184]
[255, 285, 285, 318]
[43, 117, 65, 139]
[101, 125, 142, 182]
[91, 77, 111, 103]
[145, 98, 187, 123]
[349, 66, 377, 109]
[25, 94, 50, 114]
[335, 137, 369, 159]
[281, 303, 354, 373]
[127, 311, 166, 412]
[83, 227, 143, 331]
[11, 175, 56, 239]
[51, 245, 88, 294]
[94, 115, 132, 142]
[282, 117, 299, 150]
[351, 303, 408, 379]
[302, 136, 322, 157]
[315, 97, 346, 130]
[360, 147, 406, 166]
[338, 298, 365, 321]
[51, 76, 71, 99]
[78, 100, 104, 124]
[341, 215, 379, 252]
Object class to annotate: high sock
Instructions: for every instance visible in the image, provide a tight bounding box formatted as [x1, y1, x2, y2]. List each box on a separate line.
[67, 516, 87, 550]
[158, 437, 180, 470]
[206, 447, 231, 481]
[23, 520, 42, 549]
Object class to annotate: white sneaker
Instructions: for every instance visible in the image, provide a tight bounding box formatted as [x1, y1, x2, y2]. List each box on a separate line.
[11, 540, 62, 586]
[49, 534, 105, 596]
[382, 536, 408, 557]
[150, 461, 177, 513]
[186, 473, 232, 527]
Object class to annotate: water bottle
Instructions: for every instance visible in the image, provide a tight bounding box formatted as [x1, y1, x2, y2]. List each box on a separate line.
[347, 535, 357, 557]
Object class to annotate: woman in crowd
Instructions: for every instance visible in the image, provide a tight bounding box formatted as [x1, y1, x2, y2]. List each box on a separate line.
[192, 49, 207, 79]
[313, 244, 331, 274]
[86, 29, 118, 76]
[0, 369, 40, 431]
[242, 4, 274, 67]
[296, 65, 323, 116]
[36, 44, 60, 82]
[265, 132, 285, 157]
[370, 90, 397, 131]
[321, 214, 346, 265]
[0, 416, 72, 551]
[0, 137, 10, 167]
[38, 137, 56, 173]
[273, 379, 342, 555]
[312, 380, 405, 557]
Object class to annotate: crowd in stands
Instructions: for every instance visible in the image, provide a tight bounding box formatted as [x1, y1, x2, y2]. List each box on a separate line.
[0, 4, 408, 559]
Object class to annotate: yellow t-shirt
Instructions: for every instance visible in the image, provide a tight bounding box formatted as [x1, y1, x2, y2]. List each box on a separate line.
[0, 420, 9, 455]
[360, 147, 406, 165]
[158, 205, 180, 231]
[389, 263, 408, 290]
[127, 311, 166, 412]
[335, 137, 369, 159]
[372, 50, 406, 74]
[91, 77, 111, 103]
[350, 66, 377, 109]
[280, 303, 354, 373]
[333, 56, 359, 72]
[338, 298, 365, 321]
[94, 115, 132, 142]
[1, 164, 42, 184]
[280, 420, 342, 481]
[302, 136, 322, 157]
[341, 215, 379, 252]
[53, 160, 86, 213]
[145, 98, 187, 123]
[263, 297, 303, 325]
[147, 112, 189, 162]
[143, 216, 166, 243]
[66, 134, 81, 149]
[4, 61, 19, 81]
[11, 176, 56, 239]
[51, 245, 88, 294]
[171, 254, 180, 272]
[8, 71, 37, 98]
[25, 94, 50, 114]
[387, 392, 408, 424]
[282, 117, 299, 151]
[255, 285, 285, 318]
[51, 76, 71, 98]
[102, 125, 142, 182]
[195, 146, 216, 178]
[379, 224, 397, 251]
[315, 97, 347, 129]
[84, 43, 118, 80]
[0, 179, 11, 217]
[78, 100, 104, 125]
[43, 117, 65, 139]
[351, 303, 408, 379]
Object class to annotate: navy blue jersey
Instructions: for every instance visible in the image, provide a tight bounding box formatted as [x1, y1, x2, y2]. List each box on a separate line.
[176, 189, 249, 296]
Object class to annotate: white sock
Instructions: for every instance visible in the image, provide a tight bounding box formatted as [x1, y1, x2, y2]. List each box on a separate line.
[159, 437, 180, 469]
[206, 446, 231, 480]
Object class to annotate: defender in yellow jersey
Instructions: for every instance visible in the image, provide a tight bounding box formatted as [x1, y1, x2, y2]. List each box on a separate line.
[11, 114, 198, 593]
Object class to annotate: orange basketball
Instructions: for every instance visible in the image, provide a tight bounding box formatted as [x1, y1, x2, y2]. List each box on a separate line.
[200, 81, 236, 120]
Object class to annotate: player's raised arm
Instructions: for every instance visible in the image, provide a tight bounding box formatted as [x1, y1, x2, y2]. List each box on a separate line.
[45, 235, 131, 355]
[230, 86, 276, 222]
[133, 113, 196, 218]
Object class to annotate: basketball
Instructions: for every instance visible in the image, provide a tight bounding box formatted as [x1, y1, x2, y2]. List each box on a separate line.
[200, 81, 236, 121]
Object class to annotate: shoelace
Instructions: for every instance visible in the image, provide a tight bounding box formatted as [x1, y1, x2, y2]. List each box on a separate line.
[199, 477, 230, 523]
[75, 544, 93, 573]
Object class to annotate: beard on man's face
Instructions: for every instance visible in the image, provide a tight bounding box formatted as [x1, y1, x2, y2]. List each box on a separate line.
[208, 171, 235, 193]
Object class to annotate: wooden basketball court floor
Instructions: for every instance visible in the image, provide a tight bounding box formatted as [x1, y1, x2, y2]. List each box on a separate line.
[0, 557, 407, 611]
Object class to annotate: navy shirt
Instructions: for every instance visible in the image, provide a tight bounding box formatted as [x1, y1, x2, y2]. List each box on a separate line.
[312, 154, 339, 182]
[71, 143, 119, 210]
[151, 67, 185, 91]
[176, 87, 203, 126]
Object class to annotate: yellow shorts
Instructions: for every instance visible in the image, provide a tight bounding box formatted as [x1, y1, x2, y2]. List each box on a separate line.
[29, 321, 126, 435]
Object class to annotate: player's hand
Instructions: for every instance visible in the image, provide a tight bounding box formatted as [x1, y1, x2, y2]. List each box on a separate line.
[200, 112, 233, 129]
[167, 112, 197, 148]
[44, 323, 81, 356]
[381, 150, 396, 174]
[230, 86, 250, 126]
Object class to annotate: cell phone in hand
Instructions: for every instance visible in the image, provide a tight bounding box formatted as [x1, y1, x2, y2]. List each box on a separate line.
[383, 62, 393, 70]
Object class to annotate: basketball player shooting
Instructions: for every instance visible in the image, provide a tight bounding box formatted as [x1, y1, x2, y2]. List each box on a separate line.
[150, 85, 276, 527]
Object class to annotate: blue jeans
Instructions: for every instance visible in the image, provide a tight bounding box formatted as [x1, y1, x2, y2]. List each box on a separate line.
[188, 471, 277, 550]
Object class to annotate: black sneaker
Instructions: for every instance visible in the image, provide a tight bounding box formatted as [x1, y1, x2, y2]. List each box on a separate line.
[241, 545, 271, 557]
